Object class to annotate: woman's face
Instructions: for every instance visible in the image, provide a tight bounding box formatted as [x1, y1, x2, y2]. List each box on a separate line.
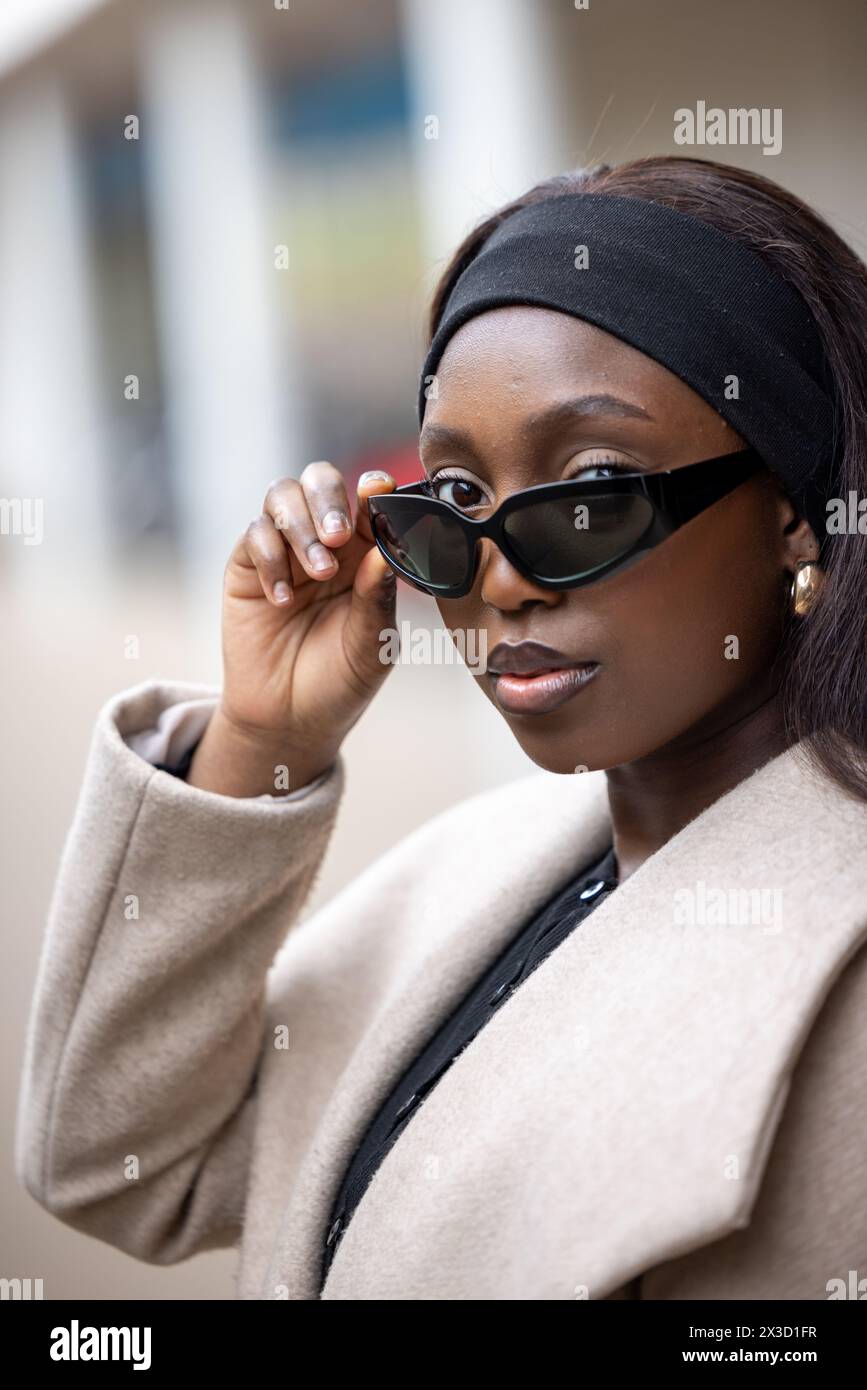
[422, 306, 801, 774]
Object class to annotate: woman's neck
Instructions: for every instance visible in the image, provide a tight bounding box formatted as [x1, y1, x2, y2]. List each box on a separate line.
[605, 690, 792, 881]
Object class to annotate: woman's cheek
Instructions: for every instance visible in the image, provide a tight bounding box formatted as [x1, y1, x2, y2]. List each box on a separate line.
[618, 542, 784, 735]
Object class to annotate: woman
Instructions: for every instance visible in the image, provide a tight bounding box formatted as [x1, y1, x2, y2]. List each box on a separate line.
[16, 156, 867, 1300]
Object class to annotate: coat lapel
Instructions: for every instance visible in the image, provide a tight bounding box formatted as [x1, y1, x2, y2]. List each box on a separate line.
[259, 744, 867, 1299]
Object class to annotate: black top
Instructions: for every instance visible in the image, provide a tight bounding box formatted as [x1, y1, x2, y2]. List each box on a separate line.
[320, 841, 619, 1292]
[157, 741, 618, 1297]
[151, 739, 202, 780]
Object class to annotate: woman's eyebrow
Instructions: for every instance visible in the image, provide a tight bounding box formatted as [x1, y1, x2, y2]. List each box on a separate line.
[524, 394, 654, 429]
[420, 393, 653, 454]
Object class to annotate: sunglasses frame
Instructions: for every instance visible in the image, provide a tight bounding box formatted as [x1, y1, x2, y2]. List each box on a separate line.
[366, 446, 766, 598]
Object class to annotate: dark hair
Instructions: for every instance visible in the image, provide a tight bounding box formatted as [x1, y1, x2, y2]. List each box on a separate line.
[426, 155, 867, 802]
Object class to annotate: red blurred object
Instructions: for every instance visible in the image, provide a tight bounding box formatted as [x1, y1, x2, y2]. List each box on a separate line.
[344, 439, 422, 489]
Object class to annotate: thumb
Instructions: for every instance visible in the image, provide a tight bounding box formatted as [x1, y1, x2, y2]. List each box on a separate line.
[345, 543, 399, 681]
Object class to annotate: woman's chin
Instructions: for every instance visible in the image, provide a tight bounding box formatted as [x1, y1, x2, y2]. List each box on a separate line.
[514, 741, 607, 777]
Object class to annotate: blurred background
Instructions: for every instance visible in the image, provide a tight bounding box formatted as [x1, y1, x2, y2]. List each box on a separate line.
[2, 0, 865, 1299]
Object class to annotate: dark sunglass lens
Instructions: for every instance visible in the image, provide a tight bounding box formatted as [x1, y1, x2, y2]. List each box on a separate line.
[503, 492, 655, 581]
[372, 502, 469, 590]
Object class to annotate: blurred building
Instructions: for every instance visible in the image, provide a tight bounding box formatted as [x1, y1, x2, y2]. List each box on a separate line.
[0, 0, 581, 611]
[1, 0, 864, 605]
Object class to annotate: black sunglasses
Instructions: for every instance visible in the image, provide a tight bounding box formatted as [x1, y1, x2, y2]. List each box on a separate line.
[366, 446, 765, 598]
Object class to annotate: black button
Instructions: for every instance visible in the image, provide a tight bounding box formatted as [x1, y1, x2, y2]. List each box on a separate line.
[387, 1057, 456, 1140]
[489, 958, 527, 1007]
[579, 879, 607, 900]
[394, 1091, 418, 1123]
[489, 979, 517, 1007]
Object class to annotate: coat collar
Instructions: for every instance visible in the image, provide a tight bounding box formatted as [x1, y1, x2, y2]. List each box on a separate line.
[261, 742, 867, 1299]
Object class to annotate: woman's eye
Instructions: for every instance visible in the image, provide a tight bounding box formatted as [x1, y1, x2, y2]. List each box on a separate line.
[570, 456, 633, 481]
[430, 475, 486, 509]
[577, 465, 620, 481]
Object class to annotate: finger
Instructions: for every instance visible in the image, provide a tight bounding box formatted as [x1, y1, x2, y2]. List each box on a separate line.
[354, 469, 396, 545]
[237, 514, 296, 607]
[263, 476, 339, 581]
[344, 540, 399, 683]
[298, 459, 354, 549]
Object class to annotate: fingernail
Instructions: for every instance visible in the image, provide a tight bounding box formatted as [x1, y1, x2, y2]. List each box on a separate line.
[359, 470, 391, 485]
[322, 509, 348, 533]
[273, 581, 292, 603]
[309, 544, 336, 571]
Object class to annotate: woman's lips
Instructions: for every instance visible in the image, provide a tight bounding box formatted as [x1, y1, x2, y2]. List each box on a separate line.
[490, 663, 600, 714]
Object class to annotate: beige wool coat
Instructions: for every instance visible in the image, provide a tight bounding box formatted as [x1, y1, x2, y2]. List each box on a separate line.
[15, 678, 867, 1300]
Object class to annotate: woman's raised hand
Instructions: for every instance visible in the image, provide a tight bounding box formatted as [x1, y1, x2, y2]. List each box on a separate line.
[187, 464, 399, 797]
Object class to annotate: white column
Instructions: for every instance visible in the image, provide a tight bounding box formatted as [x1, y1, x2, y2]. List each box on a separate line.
[138, 0, 306, 625]
[399, 0, 578, 280]
[0, 76, 110, 593]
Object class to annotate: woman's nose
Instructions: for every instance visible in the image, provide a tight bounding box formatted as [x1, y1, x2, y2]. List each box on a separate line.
[476, 538, 561, 611]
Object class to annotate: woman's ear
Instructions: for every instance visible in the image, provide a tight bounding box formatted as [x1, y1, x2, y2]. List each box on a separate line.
[782, 513, 821, 572]
[770, 475, 822, 572]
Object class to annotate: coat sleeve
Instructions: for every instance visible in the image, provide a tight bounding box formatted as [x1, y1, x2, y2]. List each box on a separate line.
[14, 677, 346, 1265]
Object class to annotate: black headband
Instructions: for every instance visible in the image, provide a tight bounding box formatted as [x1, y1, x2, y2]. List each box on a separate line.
[417, 193, 837, 537]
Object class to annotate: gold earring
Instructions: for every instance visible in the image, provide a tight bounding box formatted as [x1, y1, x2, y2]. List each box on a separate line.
[790, 559, 825, 617]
